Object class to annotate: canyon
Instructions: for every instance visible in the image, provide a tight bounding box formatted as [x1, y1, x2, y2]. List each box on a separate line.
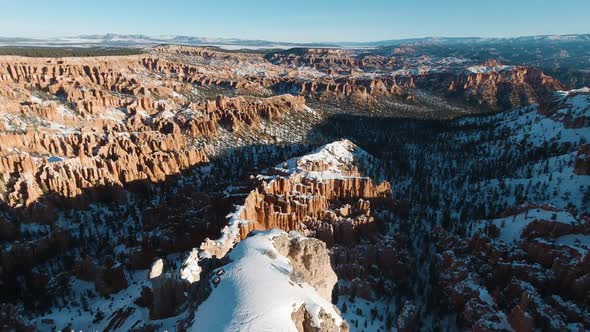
[0, 41, 588, 332]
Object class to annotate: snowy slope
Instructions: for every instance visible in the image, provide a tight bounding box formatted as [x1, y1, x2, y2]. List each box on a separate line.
[191, 230, 345, 332]
[29, 269, 190, 332]
[472, 206, 585, 245]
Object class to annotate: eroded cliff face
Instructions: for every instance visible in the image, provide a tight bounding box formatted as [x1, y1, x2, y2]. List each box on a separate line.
[192, 140, 394, 261]
[176, 140, 410, 331]
[266, 48, 360, 73]
[0, 51, 312, 294]
[264, 50, 565, 108]
[0, 49, 307, 214]
[0, 48, 566, 216]
[0, 44, 582, 332]
[423, 60, 565, 110]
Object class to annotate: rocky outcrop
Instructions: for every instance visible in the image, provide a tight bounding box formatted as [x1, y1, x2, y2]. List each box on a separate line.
[425, 61, 565, 110]
[331, 236, 414, 294]
[0, 50, 566, 221]
[508, 304, 535, 332]
[266, 48, 359, 73]
[95, 261, 128, 296]
[0, 52, 307, 220]
[234, 140, 392, 243]
[431, 218, 590, 331]
[192, 140, 392, 265]
[177, 140, 406, 331]
[291, 304, 350, 332]
[539, 89, 590, 128]
[0, 129, 210, 211]
[2, 229, 70, 276]
[148, 259, 185, 319]
[266, 51, 563, 108]
[273, 233, 338, 301]
[184, 140, 410, 308]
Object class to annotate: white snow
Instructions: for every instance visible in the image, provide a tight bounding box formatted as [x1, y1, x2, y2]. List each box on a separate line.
[266, 139, 372, 181]
[30, 95, 45, 104]
[99, 108, 127, 124]
[472, 207, 581, 245]
[454, 274, 495, 306]
[191, 230, 344, 332]
[466, 64, 514, 74]
[30, 270, 153, 332]
[554, 91, 590, 120]
[554, 234, 590, 255]
[156, 109, 176, 119]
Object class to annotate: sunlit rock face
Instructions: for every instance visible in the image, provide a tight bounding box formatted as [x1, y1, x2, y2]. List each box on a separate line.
[1, 41, 588, 332]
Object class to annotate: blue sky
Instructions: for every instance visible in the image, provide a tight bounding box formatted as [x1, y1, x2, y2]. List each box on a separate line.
[1, 0, 589, 42]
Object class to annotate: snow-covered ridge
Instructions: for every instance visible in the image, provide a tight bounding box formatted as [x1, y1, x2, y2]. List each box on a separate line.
[182, 139, 377, 282]
[265, 138, 374, 181]
[466, 64, 514, 74]
[180, 142, 371, 331]
[192, 230, 346, 332]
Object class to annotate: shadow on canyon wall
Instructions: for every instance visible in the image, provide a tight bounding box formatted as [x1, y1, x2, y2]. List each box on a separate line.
[0, 141, 314, 306]
[1, 111, 452, 308]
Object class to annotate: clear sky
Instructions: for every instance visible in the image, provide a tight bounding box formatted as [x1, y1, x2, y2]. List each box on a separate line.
[1, 0, 589, 42]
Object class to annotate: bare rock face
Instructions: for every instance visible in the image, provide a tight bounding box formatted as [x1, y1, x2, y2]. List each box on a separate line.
[235, 140, 392, 243]
[191, 140, 393, 264]
[148, 258, 186, 319]
[424, 61, 565, 110]
[273, 233, 337, 301]
[291, 304, 350, 332]
[0, 48, 565, 229]
[265, 50, 564, 108]
[178, 141, 395, 330]
[508, 304, 535, 332]
[266, 48, 359, 72]
[0, 52, 308, 221]
[186, 140, 410, 305]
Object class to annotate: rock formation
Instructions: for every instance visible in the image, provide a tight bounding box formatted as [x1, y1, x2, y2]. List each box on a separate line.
[272, 232, 338, 301]
[0, 43, 582, 331]
[148, 259, 186, 319]
[191, 140, 393, 264]
[431, 204, 590, 330]
[426, 61, 565, 110]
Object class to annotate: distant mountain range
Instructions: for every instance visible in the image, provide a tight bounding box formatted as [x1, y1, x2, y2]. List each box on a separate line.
[0, 33, 588, 49]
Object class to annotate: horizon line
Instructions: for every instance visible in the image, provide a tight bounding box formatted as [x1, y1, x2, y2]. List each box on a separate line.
[0, 32, 589, 45]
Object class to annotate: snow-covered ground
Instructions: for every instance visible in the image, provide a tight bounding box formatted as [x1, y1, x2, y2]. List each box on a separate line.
[193, 230, 344, 332]
[471, 207, 583, 245]
[266, 139, 375, 180]
[29, 269, 189, 332]
[466, 64, 514, 74]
